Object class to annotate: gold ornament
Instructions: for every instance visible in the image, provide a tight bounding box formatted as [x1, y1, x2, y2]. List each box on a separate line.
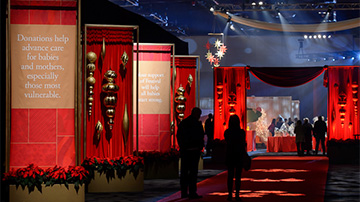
[122, 103, 129, 146]
[95, 121, 103, 140]
[121, 51, 129, 70]
[102, 70, 119, 130]
[87, 52, 97, 116]
[175, 86, 187, 121]
[188, 74, 193, 87]
[101, 38, 106, 61]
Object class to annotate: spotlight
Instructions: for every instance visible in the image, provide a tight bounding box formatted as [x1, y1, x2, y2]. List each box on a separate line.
[328, 35, 332, 38]
[318, 34, 321, 38]
[323, 35, 326, 38]
[275, 7, 280, 15]
[332, 58, 336, 61]
[227, 16, 232, 23]
[210, 7, 214, 12]
[327, 5, 333, 14]
[252, 2, 256, 6]
[323, 58, 327, 61]
[309, 35, 312, 39]
[292, 13, 296, 18]
[314, 35, 317, 39]
[230, 23, 235, 31]
[226, 11, 230, 15]
[342, 56, 346, 60]
[259, 1, 264, 6]
[304, 35, 308, 39]
[352, 57, 355, 60]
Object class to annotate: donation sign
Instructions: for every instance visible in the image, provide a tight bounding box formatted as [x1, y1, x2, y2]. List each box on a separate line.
[137, 61, 170, 114]
[11, 25, 76, 108]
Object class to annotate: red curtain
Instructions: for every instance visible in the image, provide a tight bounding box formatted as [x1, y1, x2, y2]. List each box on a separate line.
[327, 66, 360, 140]
[171, 57, 198, 148]
[250, 67, 325, 87]
[84, 26, 134, 159]
[214, 67, 248, 140]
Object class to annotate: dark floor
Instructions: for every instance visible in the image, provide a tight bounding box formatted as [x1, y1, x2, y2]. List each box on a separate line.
[85, 149, 360, 202]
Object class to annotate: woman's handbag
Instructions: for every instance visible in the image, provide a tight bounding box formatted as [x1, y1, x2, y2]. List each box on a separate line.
[243, 152, 251, 171]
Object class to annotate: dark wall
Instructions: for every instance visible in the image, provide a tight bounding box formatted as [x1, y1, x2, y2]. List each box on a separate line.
[81, 0, 188, 55]
[1, 1, 8, 201]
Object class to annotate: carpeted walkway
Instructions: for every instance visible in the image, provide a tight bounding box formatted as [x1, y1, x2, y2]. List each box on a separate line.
[159, 156, 329, 202]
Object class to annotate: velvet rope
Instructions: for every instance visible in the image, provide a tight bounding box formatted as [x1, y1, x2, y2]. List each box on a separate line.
[249, 67, 325, 87]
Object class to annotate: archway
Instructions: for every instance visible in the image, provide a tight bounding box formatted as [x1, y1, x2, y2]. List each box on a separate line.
[213, 66, 360, 141]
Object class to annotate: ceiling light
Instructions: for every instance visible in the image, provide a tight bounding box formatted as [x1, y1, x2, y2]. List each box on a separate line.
[252, 2, 256, 6]
[314, 35, 317, 39]
[309, 35, 312, 39]
[318, 34, 321, 38]
[210, 7, 214, 12]
[304, 35, 308, 39]
[328, 35, 332, 38]
[259, 1, 264, 6]
[323, 35, 326, 38]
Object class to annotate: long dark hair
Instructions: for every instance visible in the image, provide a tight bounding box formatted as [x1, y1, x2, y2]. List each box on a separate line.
[228, 115, 241, 130]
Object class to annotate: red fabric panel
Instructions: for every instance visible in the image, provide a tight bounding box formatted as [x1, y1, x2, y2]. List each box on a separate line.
[250, 67, 325, 87]
[58, 109, 75, 135]
[57, 136, 75, 167]
[267, 136, 297, 152]
[160, 132, 171, 152]
[29, 109, 56, 142]
[9, 0, 77, 169]
[171, 56, 197, 148]
[10, 144, 57, 167]
[11, 0, 77, 7]
[10, 109, 28, 142]
[10, 9, 29, 24]
[246, 130, 256, 152]
[85, 26, 134, 158]
[133, 44, 172, 61]
[327, 66, 360, 140]
[214, 67, 247, 140]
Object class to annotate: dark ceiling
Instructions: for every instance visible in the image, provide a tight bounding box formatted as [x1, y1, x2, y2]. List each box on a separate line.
[110, 0, 360, 36]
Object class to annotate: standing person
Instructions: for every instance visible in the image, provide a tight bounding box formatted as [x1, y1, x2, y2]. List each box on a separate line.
[288, 118, 293, 126]
[303, 118, 313, 155]
[268, 118, 276, 137]
[294, 120, 305, 156]
[313, 116, 327, 155]
[176, 107, 204, 199]
[205, 113, 214, 156]
[224, 115, 246, 201]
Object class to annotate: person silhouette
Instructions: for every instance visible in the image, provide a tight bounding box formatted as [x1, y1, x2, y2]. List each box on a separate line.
[205, 113, 214, 156]
[224, 115, 246, 201]
[313, 116, 327, 155]
[176, 107, 204, 199]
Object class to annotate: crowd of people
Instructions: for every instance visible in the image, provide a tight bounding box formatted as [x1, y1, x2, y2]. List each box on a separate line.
[268, 115, 327, 156]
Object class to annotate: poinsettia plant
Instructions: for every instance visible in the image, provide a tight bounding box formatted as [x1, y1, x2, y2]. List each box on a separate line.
[2, 164, 89, 192]
[81, 155, 144, 180]
[137, 149, 180, 164]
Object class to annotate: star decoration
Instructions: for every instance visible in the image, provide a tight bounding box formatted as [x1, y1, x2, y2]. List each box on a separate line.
[214, 39, 223, 49]
[205, 41, 211, 50]
[216, 49, 225, 60]
[213, 58, 220, 67]
[205, 50, 212, 59]
[207, 54, 215, 64]
[219, 45, 227, 54]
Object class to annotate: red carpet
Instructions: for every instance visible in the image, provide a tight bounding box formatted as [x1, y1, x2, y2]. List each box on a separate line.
[159, 156, 329, 202]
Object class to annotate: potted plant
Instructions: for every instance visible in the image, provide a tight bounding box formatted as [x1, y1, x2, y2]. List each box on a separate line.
[81, 155, 144, 192]
[138, 149, 180, 179]
[3, 164, 89, 202]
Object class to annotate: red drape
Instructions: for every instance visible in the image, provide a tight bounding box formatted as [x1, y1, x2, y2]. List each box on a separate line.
[214, 67, 248, 140]
[250, 67, 325, 87]
[171, 56, 198, 148]
[84, 26, 134, 159]
[327, 66, 360, 140]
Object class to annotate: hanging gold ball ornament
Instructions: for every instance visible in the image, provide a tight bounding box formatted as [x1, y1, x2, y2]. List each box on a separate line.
[87, 76, 96, 85]
[87, 51, 97, 63]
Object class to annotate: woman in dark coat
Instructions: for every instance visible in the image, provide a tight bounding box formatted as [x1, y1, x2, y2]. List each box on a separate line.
[224, 115, 246, 201]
